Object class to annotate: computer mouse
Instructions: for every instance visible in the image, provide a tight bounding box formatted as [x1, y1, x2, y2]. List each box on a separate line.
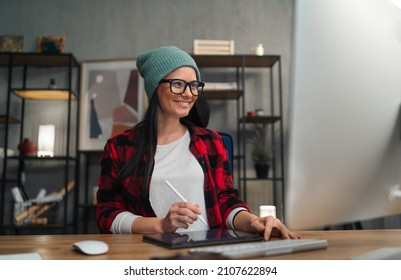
[72, 240, 109, 255]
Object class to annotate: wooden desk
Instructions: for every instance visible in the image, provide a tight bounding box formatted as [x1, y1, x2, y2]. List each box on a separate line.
[0, 230, 401, 260]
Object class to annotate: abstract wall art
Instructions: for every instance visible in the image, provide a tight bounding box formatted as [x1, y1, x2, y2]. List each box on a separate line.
[79, 59, 145, 151]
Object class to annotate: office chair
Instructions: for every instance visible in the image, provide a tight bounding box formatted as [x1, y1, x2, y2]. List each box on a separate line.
[218, 132, 234, 173]
[186, 97, 210, 127]
[185, 97, 234, 173]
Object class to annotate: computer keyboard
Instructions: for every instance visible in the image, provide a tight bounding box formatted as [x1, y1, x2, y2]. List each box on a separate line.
[189, 238, 329, 259]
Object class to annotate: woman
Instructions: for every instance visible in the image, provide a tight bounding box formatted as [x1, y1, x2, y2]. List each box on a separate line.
[96, 46, 300, 240]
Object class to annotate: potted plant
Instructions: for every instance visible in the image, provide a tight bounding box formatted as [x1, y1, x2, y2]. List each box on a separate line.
[249, 123, 273, 179]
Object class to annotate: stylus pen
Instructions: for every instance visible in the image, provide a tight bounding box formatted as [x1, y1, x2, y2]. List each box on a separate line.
[165, 180, 208, 226]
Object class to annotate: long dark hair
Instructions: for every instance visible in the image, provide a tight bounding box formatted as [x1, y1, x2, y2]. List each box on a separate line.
[117, 93, 159, 199]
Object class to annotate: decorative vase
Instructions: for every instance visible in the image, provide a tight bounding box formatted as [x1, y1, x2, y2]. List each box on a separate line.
[254, 164, 269, 179]
[17, 138, 37, 156]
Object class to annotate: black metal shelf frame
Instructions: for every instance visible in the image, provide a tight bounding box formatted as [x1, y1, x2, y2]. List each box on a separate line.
[0, 52, 80, 234]
[192, 55, 285, 219]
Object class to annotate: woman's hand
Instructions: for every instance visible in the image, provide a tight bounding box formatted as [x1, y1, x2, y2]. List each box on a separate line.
[161, 202, 202, 233]
[234, 211, 301, 241]
[250, 215, 301, 241]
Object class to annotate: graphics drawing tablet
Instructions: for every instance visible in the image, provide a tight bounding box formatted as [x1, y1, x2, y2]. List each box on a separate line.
[142, 228, 263, 249]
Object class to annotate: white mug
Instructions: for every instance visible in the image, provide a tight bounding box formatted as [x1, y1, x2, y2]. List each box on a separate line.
[259, 205, 276, 218]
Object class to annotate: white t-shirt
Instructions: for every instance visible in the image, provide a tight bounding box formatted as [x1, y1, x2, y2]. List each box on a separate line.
[149, 129, 209, 232]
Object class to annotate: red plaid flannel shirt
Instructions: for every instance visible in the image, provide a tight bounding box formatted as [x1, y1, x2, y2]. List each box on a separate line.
[96, 124, 249, 233]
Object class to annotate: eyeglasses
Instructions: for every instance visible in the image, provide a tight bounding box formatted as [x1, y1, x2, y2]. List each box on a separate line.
[159, 79, 205, 96]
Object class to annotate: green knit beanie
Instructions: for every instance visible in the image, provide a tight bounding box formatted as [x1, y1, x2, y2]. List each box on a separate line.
[136, 46, 201, 100]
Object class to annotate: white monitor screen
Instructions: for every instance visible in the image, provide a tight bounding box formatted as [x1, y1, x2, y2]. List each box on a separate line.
[286, 0, 401, 230]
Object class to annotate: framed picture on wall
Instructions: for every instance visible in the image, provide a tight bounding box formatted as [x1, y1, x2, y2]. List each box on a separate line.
[79, 59, 145, 151]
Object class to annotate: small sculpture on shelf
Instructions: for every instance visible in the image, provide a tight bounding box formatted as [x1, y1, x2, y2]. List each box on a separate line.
[17, 138, 37, 157]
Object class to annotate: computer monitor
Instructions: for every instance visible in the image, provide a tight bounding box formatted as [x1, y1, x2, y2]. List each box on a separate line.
[285, 0, 401, 230]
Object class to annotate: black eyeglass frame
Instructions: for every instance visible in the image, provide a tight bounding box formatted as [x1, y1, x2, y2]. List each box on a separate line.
[159, 79, 205, 96]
